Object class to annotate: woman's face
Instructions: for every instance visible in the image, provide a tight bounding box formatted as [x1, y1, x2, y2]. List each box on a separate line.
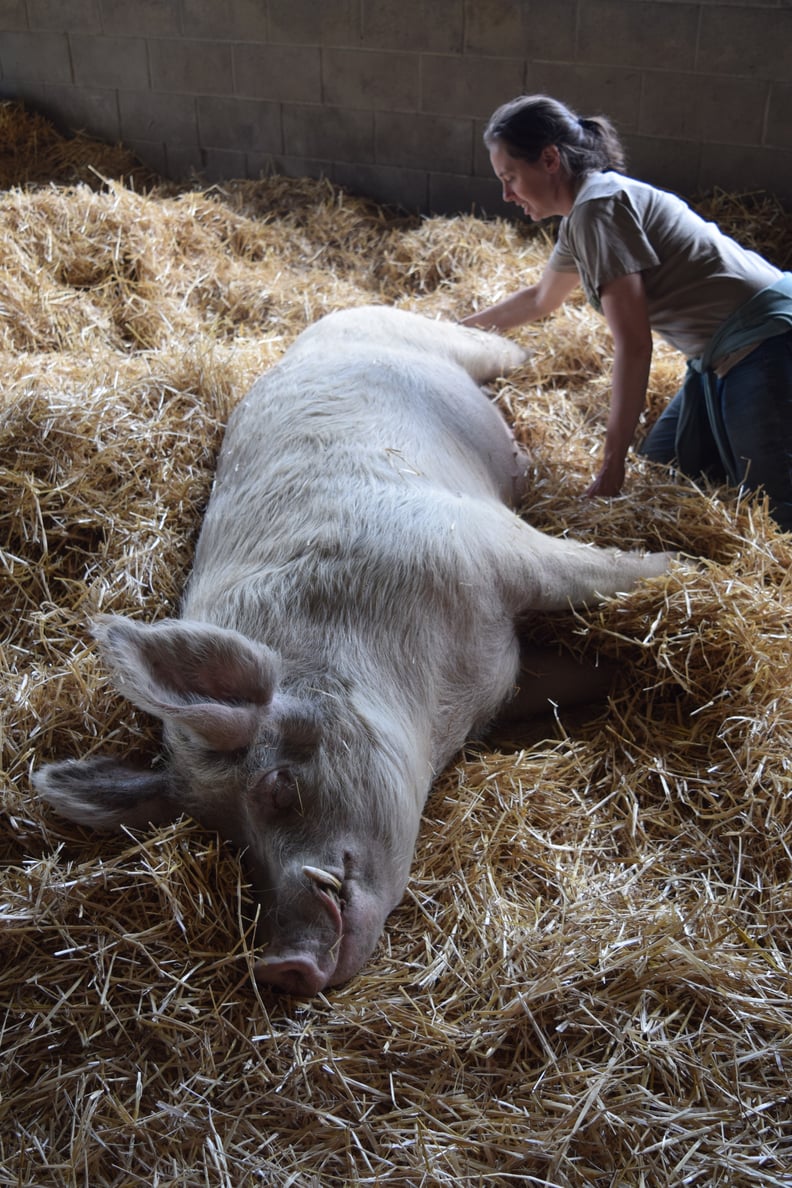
[488, 141, 574, 220]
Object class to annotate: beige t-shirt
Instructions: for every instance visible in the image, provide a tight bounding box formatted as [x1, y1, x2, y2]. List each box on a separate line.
[549, 172, 781, 359]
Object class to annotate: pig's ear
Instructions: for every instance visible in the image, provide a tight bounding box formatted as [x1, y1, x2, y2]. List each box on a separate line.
[92, 616, 281, 752]
[33, 756, 176, 831]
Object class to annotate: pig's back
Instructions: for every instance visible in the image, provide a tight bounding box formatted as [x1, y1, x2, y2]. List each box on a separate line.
[232, 342, 520, 497]
[182, 339, 525, 742]
[190, 341, 523, 582]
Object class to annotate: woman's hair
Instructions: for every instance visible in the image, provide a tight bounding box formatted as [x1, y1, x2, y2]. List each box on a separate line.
[483, 94, 625, 177]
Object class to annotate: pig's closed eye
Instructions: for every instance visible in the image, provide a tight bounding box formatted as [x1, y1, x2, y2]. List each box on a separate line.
[248, 768, 301, 815]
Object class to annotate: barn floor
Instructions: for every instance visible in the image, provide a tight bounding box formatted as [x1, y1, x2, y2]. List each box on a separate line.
[2, 105, 792, 1186]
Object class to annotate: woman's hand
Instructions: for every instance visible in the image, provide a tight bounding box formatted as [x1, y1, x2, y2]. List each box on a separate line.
[585, 458, 626, 498]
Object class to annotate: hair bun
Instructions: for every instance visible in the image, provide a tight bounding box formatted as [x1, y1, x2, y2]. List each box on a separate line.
[484, 95, 626, 176]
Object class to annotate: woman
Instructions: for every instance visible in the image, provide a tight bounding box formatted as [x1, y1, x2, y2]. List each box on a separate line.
[462, 94, 792, 530]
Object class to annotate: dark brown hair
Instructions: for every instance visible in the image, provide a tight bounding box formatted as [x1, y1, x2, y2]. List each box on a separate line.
[483, 94, 625, 178]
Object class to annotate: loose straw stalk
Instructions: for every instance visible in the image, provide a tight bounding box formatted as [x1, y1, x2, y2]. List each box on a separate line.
[2, 102, 791, 1187]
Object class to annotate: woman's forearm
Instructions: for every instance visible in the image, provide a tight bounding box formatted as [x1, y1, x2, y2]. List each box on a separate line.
[461, 268, 580, 332]
[588, 271, 654, 497]
[459, 286, 545, 331]
[586, 343, 652, 497]
[604, 344, 652, 466]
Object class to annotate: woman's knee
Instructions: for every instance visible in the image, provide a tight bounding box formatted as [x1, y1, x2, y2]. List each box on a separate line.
[639, 391, 683, 463]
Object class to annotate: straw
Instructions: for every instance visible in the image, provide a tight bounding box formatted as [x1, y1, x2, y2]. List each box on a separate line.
[2, 101, 791, 1187]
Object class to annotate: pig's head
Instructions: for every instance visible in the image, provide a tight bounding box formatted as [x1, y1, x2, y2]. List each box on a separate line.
[33, 616, 424, 996]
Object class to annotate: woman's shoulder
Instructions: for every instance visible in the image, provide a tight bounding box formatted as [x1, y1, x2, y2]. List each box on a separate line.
[574, 170, 633, 204]
[573, 171, 685, 215]
[567, 173, 700, 253]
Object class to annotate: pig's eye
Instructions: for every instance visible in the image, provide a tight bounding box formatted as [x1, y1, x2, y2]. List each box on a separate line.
[250, 769, 299, 814]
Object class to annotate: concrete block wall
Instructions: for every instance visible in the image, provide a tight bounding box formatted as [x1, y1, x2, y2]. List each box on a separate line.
[0, 0, 790, 214]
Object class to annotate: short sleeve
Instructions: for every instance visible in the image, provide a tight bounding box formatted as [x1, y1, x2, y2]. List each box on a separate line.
[553, 193, 661, 311]
[548, 221, 579, 274]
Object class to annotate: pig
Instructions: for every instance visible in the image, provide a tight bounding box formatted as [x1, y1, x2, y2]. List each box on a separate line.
[34, 305, 671, 996]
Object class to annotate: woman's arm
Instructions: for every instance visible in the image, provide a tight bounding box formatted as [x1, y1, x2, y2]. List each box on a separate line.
[460, 265, 579, 331]
[586, 271, 653, 498]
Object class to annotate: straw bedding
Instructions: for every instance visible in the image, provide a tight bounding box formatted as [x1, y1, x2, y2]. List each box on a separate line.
[2, 102, 792, 1186]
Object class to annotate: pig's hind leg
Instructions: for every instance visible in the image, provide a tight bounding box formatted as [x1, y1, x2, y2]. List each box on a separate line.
[507, 520, 673, 613]
[486, 523, 671, 730]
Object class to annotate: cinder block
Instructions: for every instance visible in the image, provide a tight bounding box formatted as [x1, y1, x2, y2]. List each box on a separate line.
[119, 89, 198, 143]
[283, 103, 374, 162]
[0, 1, 28, 33]
[123, 136, 169, 176]
[464, 0, 523, 56]
[473, 120, 493, 177]
[197, 94, 281, 153]
[641, 76, 702, 142]
[523, 0, 577, 62]
[70, 34, 149, 89]
[641, 71, 768, 147]
[361, 0, 463, 53]
[428, 170, 505, 218]
[164, 142, 207, 182]
[577, 0, 698, 72]
[621, 132, 702, 198]
[99, 0, 180, 36]
[29, 0, 101, 33]
[0, 79, 51, 111]
[421, 54, 524, 119]
[246, 153, 331, 181]
[166, 144, 250, 183]
[149, 39, 234, 96]
[333, 159, 429, 212]
[268, 0, 360, 47]
[0, 31, 72, 84]
[697, 7, 791, 82]
[518, 61, 643, 134]
[375, 109, 473, 173]
[766, 83, 792, 150]
[181, 0, 269, 42]
[203, 146, 250, 181]
[322, 48, 420, 111]
[699, 141, 792, 208]
[43, 82, 120, 140]
[234, 42, 321, 104]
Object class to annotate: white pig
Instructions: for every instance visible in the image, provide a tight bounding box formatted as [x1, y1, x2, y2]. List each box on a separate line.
[34, 306, 671, 995]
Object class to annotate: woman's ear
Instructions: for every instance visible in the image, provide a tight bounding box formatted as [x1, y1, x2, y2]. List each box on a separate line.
[542, 144, 562, 172]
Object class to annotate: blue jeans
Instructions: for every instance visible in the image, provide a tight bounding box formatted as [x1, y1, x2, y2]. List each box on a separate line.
[640, 330, 792, 531]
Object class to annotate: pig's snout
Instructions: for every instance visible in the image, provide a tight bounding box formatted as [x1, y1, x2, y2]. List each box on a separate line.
[254, 953, 328, 997]
[253, 864, 345, 996]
